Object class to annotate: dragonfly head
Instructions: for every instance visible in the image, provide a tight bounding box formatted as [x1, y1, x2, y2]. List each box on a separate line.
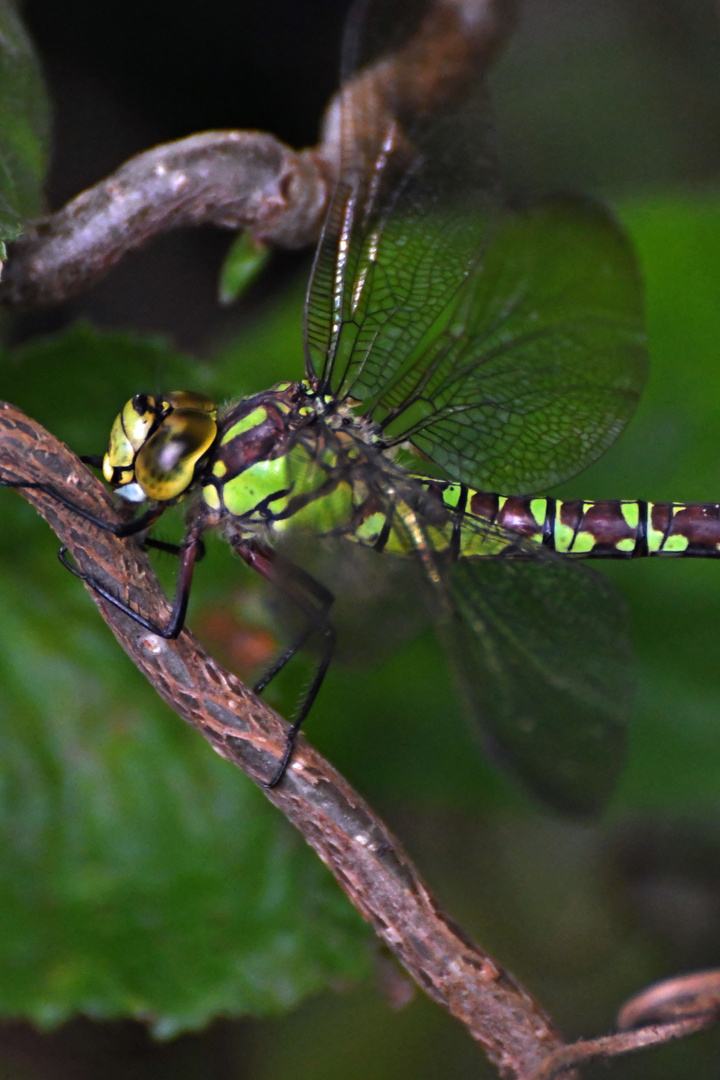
[103, 391, 218, 503]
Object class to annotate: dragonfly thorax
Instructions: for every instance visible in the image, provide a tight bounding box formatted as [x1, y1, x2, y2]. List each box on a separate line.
[102, 381, 389, 541]
[200, 381, 387, 541]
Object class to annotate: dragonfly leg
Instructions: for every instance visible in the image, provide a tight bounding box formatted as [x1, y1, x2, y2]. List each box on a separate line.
[144, 536, 206, 562]
[2, 471, 201, 632]
[0, 475, 164, 538]
[79, 454, 104, 469]
[57, 525, 203, 639]
[450, 484, 469, 560]
[236, 540, 336, 788]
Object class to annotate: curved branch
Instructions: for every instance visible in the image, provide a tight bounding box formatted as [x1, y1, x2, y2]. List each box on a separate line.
[520, 1016, 717, 1080]
[0, 0, 518, 308]
[0, 400, 570, 1080]
[0, 133, 329, 307]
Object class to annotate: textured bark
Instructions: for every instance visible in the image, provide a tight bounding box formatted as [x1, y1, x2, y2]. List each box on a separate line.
[0, 134, 329, 306]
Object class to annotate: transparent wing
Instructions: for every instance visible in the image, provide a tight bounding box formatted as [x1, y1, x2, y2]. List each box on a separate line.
[444, 555, 632, 815]
[304, 0, 646, 493]
[377, 197, 647, 493]
[304, 0, 500, 396]
[376, 479, 633, 814]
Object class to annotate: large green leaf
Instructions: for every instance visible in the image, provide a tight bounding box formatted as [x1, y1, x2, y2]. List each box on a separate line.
[0, 0, 50, 248]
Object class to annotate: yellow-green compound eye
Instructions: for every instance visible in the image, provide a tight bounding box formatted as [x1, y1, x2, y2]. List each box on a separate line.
[103, 394, 158, 482]
[135, 408, 218, 501]
[102, 392, 217, 490]
[122, 394, 159, 450]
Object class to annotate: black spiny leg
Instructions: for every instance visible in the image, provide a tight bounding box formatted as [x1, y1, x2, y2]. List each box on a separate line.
[236, 540, 336, 788]
[0, 474, 164, 538]
[58, 527, 203, 639]
[1, 471, 200, 635]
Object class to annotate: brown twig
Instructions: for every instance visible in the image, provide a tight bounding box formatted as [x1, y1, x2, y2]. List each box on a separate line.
[0, 401, 575, 1079]
[0, 0, 518, 309]
[0, 133, 330, 307]
[519, 1016, 716, 1080]
[520, 969, 720, 1080]
[616, 968, 720, 1030]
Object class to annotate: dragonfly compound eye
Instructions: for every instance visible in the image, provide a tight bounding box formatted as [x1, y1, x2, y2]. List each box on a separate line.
[103, 394, 159, 486]
[135, 408, 218, 501]
[163, 391, 217, 416]
[102, 391, 217, 499]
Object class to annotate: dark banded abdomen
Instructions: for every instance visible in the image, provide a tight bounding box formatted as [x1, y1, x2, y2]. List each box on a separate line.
[422, 481, 720, 558]
[465, 492, 720, 558]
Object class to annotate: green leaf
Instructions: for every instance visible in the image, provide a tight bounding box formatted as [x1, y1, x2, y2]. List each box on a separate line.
[0, 326, 371, 1033]
[0, 0, 50, 244]
[218, 232, 271, 305]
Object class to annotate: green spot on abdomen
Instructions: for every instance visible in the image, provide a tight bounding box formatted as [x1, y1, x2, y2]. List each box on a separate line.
[570, 531, 596, 554]
[529, 499, 547, 528]
[441, 484, 463, 510]
[554, 522, 577, 553]
[660, 534, 689, 553]
[620, 501, 639, 529]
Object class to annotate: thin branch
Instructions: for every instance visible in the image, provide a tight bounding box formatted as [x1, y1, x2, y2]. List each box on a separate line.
[0, 400, 573, 1080]
[0, 0, 518, 308]
[520, 969, 720, 1080]
[519, 1016, 716, 1080]
[617, 968, 720, 1030]
[0, 134, 329, 307]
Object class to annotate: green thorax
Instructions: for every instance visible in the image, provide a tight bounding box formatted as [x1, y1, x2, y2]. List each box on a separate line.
[200, 381, 385, 538]
[200, 383, 479, 555]
[198, 384, 488, 563]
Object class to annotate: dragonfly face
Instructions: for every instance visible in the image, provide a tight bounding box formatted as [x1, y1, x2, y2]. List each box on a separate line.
[103, 391, 218, 504]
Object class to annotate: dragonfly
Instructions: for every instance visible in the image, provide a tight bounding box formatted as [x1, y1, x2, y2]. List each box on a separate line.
[4, 0, 720, 815]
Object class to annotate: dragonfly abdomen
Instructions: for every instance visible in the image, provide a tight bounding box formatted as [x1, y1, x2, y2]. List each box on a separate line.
[463, 491, 720, 558]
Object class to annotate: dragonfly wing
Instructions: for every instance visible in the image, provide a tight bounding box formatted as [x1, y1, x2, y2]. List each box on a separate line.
[380, 196, 647, 492]
[304, 4, 645, 493]
[304, 0, 500, 395]
[444, 556, 633, 815]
